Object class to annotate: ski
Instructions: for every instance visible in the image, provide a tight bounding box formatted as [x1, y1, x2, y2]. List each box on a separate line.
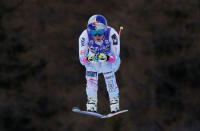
[72, 107, 128, 119]
[101, 110, 128, 118]
[72, 107, 104, 118]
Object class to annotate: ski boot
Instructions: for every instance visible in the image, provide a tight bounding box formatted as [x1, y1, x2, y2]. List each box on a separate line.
[86, 97, 97, 112]
[110, 97, 120, 113]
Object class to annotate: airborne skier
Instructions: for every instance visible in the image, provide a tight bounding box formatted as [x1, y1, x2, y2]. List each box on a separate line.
[79, 14, 121, 113]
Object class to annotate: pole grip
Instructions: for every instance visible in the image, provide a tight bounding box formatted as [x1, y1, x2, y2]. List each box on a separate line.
[119, 26, 123, 38]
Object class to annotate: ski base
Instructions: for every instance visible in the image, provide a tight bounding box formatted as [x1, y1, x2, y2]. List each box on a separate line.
[72, 107, 128, 119]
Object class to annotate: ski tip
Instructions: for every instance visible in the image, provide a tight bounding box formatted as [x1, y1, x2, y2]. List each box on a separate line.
[116, 109, 128, 113]
[121, 110, 128, 113]
[120, 26, 124, 30]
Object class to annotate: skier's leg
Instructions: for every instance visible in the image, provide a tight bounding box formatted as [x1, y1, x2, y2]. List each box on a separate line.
[85, 66, 98, 112]
[102, 63, 120, 113]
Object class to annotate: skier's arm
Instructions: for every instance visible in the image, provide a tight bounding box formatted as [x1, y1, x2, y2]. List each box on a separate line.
[79, 30, 89, 65]
[108, 28, 120, 63]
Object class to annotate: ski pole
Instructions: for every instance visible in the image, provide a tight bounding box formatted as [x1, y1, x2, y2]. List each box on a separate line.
[119, 26, 123, 38]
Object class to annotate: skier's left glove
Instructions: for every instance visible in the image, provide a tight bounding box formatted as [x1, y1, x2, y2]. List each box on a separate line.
[97, 53, 108, 62]
[98, 53, 117, 63]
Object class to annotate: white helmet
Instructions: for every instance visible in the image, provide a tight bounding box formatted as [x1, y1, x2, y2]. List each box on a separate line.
[87, 14, 107, 31]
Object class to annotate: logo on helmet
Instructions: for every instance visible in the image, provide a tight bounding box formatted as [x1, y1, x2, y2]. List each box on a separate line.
[92, 21, 99, 26]
[92, 21, 100, 30]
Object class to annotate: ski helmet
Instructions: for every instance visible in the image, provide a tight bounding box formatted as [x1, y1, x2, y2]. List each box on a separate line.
[87, 15, 107, 31]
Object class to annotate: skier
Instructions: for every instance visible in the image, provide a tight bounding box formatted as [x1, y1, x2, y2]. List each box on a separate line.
[79, 14, 121, 113]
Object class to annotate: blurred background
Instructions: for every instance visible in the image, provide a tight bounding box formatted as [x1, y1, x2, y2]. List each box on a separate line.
[0, 0, 200, 131]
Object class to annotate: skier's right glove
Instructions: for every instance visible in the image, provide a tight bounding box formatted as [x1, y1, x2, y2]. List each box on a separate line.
[87, 55, 96, 63]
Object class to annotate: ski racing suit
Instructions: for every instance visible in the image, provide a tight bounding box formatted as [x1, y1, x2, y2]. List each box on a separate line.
[79, 26, 120, 110]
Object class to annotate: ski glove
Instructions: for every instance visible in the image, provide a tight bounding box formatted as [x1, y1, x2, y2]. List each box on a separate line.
[80, 55, 96, 65]
[82, 53, 117, 64]
[97, 53, 108, 62]
[87, 55, 96, 62]
[97, 53, 117, 63]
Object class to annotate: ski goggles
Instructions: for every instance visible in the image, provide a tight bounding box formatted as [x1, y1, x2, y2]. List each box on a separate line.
[90, 30, 105, 36]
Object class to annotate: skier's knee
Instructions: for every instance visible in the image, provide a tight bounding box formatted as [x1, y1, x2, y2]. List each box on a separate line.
[86, 71, 98, 78]
[103, 71, 114, 80]
[103, 71, 119, 95]
[86, 71, 98, 88]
